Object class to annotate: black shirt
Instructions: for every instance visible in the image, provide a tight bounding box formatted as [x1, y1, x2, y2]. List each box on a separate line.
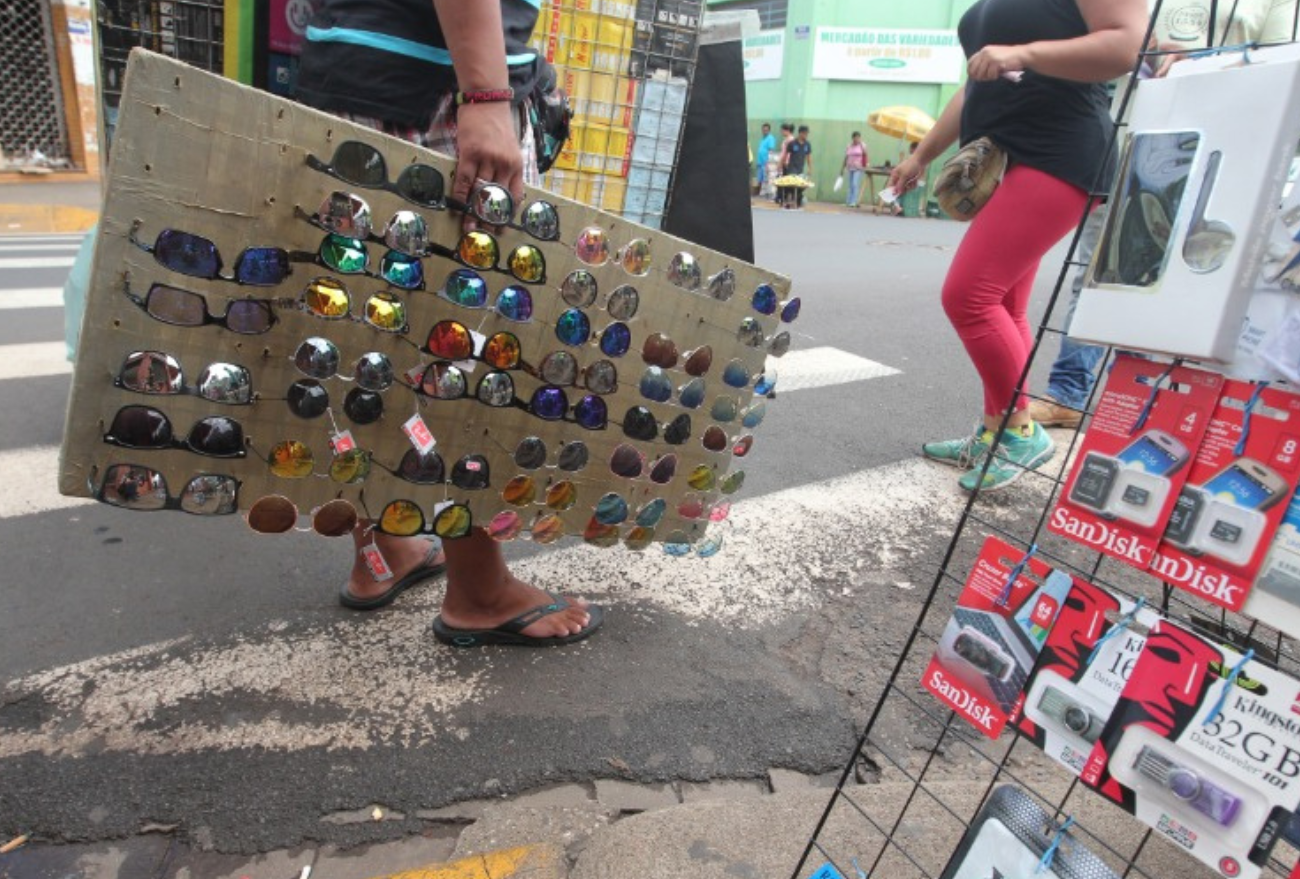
[297, 0, 544, 128]
[785, 140, 812, 175]
[958, 0, 1115, 193]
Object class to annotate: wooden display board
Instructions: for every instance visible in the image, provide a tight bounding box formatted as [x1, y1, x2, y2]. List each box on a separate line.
[59, 50, 793, 549]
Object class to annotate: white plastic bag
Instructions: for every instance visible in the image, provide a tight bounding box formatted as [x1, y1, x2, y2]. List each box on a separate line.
[833, 175, 843, 193]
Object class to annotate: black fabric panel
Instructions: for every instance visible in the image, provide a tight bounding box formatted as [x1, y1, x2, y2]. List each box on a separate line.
[663, 40, 754, 263]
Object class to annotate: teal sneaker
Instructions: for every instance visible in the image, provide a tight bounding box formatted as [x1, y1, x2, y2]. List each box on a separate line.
[922, 426, 994, 470]
[959, 422, 1056, 493]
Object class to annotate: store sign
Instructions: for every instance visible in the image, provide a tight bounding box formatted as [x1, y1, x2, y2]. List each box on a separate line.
[812, 27, 964, 84]
[743, 30, 784, 81]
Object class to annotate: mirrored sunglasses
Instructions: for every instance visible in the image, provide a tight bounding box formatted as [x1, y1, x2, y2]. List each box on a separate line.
[289, 234, 425, 290]
[255, 440, 373, 483]
[378, 500, 473, 539]
[434, 269, 536, 322]
[427, 231, 546, 284]
[447, 183, 561, 241]
[296, 277, 410, 333]
[94, 465, 239, 515]
[130, 221, 291, 286]
[115, 351, 253, 405]
[573, 228, 653, 276]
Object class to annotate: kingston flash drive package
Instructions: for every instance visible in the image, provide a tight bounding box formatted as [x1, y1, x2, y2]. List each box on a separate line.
[1081, 620, 1300, 879]
[940, 785, 1119, 879]
[924, 536, 1077, 739]
[1049, 355, 1223, 572]
[1016, 579, 1158, 780]
[1153, 381, 1300, 612]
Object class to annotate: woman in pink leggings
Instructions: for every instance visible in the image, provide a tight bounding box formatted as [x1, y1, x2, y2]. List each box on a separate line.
[889, 0, 1145, 492]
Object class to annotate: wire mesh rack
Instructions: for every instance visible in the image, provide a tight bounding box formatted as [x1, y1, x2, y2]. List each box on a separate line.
[96, 0, 225, 150]
[791, 5, 1300, 879]
[530, 0, 703, 228]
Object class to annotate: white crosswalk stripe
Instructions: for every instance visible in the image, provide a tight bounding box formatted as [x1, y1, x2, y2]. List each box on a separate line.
[0, 257, 75, 269]
[0, 288, 62, 309]
[0, 342, 70, 380]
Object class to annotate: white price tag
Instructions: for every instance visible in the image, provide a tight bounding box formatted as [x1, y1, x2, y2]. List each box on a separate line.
[402, 414, 437, 454]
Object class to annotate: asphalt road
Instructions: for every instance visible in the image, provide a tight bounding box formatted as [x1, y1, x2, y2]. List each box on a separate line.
[0, 208, 1077, 854]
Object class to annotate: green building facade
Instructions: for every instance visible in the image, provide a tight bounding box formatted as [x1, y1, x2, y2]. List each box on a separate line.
[709, 0, 979, 203]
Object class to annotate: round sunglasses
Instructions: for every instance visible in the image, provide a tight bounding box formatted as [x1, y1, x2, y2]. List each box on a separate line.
[289, 233, 426, 291]
[446, 182, 561, 241]
[378, 499, 474, 540]
[246, 495, 359, 537]
[435, 268, 536, 322]
[252, 440, 374, 483]
[292, 338, 396, 392]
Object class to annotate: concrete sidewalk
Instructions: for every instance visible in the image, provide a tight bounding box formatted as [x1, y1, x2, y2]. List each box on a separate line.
[1, 770, 1223, 879]
[0, 176, 101, 233]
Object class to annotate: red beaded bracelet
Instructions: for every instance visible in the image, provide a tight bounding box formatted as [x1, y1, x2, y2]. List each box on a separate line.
[455, 88, 515, 105]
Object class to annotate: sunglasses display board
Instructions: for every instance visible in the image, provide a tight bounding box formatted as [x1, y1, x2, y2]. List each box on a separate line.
[58, 49, 795, 551]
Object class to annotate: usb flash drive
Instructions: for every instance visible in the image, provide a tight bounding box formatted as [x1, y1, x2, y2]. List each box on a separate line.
[953, 628, 1013, 682]
[1134, 745, 1242, 827]
[1038, 686, 1101, 743]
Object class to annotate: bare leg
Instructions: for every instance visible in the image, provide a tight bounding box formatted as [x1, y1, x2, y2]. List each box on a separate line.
[345, 526, 591, 638]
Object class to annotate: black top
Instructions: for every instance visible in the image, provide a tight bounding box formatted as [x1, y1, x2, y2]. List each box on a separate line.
[297, 0, 544, 128]
[785, 140, 812, 175]
[958, 0, 1115, 193]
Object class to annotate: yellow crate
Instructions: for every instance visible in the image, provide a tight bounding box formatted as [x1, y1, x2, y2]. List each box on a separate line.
[578, 124, 609, 174]
[553, 126, 581, 172]
[604, 126, 632, 177]
[599, 175, 628, 212]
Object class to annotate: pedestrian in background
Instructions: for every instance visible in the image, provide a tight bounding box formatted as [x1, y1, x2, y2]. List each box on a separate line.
[889, 0, 1146, 493]
[755, 122, 776, 195]
[296, 0, 602, 646]
[769, 122, 793, 202]
[782, 125, 813, 210]
[842, 131, 867, 208]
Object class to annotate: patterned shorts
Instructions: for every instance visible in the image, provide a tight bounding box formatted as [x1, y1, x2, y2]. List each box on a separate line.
[337, 94, 541, 187]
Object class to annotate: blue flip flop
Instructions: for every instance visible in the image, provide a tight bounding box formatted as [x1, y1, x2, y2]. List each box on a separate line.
[431, 592, 604, 648]
[340, 545, 446, 611]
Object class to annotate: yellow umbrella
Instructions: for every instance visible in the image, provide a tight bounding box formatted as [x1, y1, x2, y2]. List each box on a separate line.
[867, 106, 936, 143]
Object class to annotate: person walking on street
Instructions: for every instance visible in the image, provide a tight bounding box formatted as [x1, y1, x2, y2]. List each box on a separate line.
[782, 125, 813, 210]
[888, 0, 1145, 493]
[842, 132, 867, 207]
[297, 0, 602, 646]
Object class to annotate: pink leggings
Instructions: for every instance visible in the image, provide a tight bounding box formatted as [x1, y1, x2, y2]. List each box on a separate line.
[942, 165, 1090, 416]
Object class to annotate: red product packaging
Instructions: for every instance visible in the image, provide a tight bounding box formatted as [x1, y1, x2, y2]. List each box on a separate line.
[1081, 621, 1300, 879]
[1152, 381, 1300, 611]
[1014, 580, 1158, 778]
[1048, 355, 1224, 572]
[923, 537, 1078, 739]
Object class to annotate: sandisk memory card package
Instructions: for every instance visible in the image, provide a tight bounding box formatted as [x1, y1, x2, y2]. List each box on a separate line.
[1049, 356, 1223, 572]
[924, 537, 1077, 738]
[1153, 381, 1300, 612]
[1081, 620, 1300, 879]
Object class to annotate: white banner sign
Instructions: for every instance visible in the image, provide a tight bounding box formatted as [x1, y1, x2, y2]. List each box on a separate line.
[743, 30, 784, 81]
[812, 27, 964, 84]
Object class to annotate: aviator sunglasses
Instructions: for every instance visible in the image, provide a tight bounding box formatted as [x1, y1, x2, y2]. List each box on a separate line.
[306, 141, 447, 208]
